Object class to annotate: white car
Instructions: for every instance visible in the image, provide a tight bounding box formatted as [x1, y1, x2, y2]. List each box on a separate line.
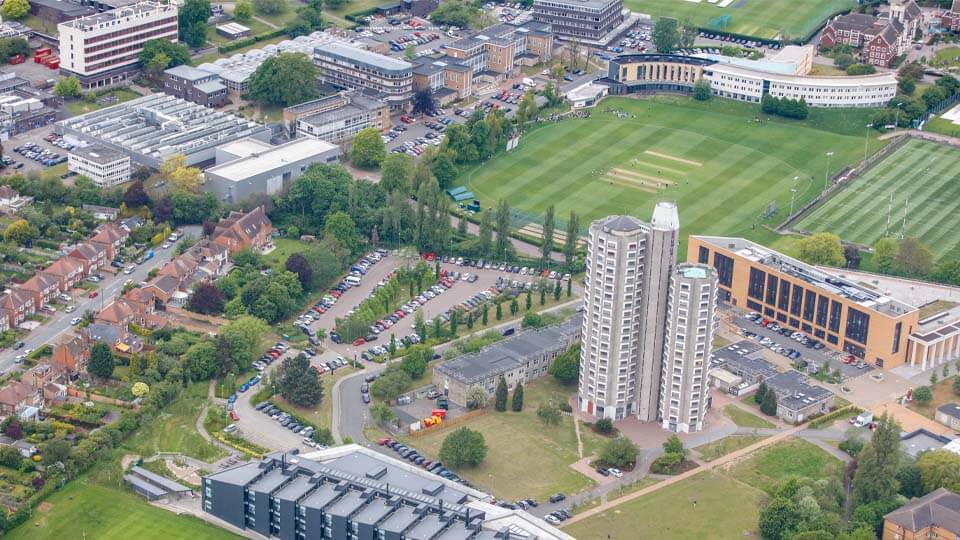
[70, 317, 81, 325]
[161, 242, 171, 249]
[608, 468, 623, 478]
[123, 265, 136, 274]
[64, 305, 76, 313]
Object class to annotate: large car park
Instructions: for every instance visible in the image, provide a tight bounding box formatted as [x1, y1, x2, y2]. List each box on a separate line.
[377, 437, 475, 487]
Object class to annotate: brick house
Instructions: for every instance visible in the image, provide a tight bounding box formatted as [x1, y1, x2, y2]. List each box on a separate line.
[0, 288, 35, 327]
[18, 272, 61, 310]
[942, 0, 960, 32]
[89, 223, 129, 260]
[882, 488, 960, 540]
[211, 206, 274, 255]
[0, 381, 43, 415]
[44, 256, 86, 290]
[68, 242, 107, 275]
[52, 336, 90, 375]
[820, 0, 921, 67]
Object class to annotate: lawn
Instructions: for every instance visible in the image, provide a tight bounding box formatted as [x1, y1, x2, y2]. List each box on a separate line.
[122, 381, 227, 462]
[625, 0, 856, 40]
[397, 378, 600, 501]
[273, 367, 358, 430]
[66, 88, 143, 116]
[564, 472, 764, 540]
[727, 438, 840, 494]
[693, 434, 766, 462]
[463, 96, 881, 247]
[925, 115, 960, 138]
[933, 46, 960, 68]
[906, 375, 959, 420]
[5, 480, 239, 540]
[723, 404, 775, 429]
[797, 139, 960, 260]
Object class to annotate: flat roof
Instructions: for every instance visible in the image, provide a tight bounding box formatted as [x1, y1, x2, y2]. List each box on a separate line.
[435, 316, 581, 385]
[165, 64, 215, 82]
[206, 138, 338, 182]
[326, 489, 367, 517]
[300, 482, 341, 510]
[694, 236, 916, 318]
[249, 467, 287, 494]
[273, 474, 315, 502]
[405, 513, 446, 540]
[706, 62, 898, 88]
[130, 466, 191, 493]
[354, 497, 394, 525]
[125, 475, 167, 498]
[59, 1, 174, 31]
[378, 504, 420, 534]
[325, 451, 468, 505]
[315, 42, 412, 73]
[70, 145, 128, 164]
[533, 0, 620, 11]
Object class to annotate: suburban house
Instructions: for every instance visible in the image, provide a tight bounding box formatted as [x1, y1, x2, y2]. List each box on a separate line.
[52, 336, 90, 376]
[210, 206, 274, 255]
[935, 403, 960, 431]
[89, 223, 129, 260]
[44, 256, 86, 290]
[942, 0, 960, 31]
[819, 0, 922, 67]
[0, 288, 35, 327]
[68, 242, 108, 275]
[0, 185, 32, 212]
[81, 204, 120, 221]
[83, 322, 144, 354]
[0, 381, 43, 415]
[883, 488, 960, 540]
[18, 272, 61, 309]
[120, 216, 145, 231]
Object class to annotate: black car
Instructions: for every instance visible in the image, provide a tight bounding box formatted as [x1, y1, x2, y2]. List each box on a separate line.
[549, 493, 566, 503]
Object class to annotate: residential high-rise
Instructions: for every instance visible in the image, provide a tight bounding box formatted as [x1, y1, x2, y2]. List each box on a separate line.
[577, 202, 679, 421]
[57, 1, 179, 89]
[659, 263, 718, 433]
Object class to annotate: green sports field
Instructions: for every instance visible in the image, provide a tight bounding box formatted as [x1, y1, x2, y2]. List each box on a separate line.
[628, 0, 857, 41]
[797, 139, 960, 261]
[462, 96, 881, 243]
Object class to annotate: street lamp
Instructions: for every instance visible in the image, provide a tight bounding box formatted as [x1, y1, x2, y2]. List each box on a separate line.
[894, 102, 903, 132]
[863, 124, 872, 163]
[789, 176, 799, 217]
[823, 152, 834, 192]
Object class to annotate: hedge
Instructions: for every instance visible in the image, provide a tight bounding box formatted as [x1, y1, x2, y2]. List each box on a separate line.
[218, 28, 290, 54]
[807, 404, 862, 429]
[344, 7, 380, 22]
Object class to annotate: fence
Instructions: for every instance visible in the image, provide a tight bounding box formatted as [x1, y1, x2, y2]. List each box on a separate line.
[66, 386, 137, 408]
[406, 408, 486, 437]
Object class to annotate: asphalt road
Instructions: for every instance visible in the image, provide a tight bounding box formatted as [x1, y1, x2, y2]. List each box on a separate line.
[0, 224, 201, 375]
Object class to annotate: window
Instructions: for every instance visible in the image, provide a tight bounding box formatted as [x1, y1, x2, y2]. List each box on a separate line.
[892, 321, 902, 354]
[816, 295, 829, 327]
[791, 284, 803, 316]
[778, 280, 790, 311]
[698, 246, 709, 264]
[803, 289, 816, 322]
[845, 307, 870, 344]
[765, 274, 778, 305]
[748, 268, 765, 300]
[829, 301, 842, 333]
[713, 252, 734, 288]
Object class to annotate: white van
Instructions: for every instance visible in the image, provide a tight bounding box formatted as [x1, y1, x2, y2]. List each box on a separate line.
[850, 412, 873, 427]
[345, 275, 361, 286]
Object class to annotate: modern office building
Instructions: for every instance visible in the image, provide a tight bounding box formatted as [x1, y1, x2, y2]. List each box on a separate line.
[287, 92, 391, 143]
[67, 145, 131, 187]
[577, 203, 680, 422]
[313, 42, 413, 109]
[532, 0, 623, 41]
[658, 264, 718, 433]
[57, 1, 179, 88]
[57, 94, 271, 168]
[203, 138, 341, 203]
[433, 316, 581, 407]
[202, 445, 574, 540]
[688, 236, 920, 369]
[163, 65, 229, 108]
[601, 51, 898, 108]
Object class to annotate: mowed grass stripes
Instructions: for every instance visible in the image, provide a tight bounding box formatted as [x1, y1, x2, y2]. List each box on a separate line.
[463, 96, 876, 242]
[798, 139, 960, 260]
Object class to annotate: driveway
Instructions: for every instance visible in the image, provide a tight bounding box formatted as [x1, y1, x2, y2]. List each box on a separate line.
[0, 225, 201, 374]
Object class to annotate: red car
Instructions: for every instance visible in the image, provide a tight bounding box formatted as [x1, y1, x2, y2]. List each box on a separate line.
[352, 337, 366, 346]
[378, 438, 392, 446]
[88, 291, 98, 298]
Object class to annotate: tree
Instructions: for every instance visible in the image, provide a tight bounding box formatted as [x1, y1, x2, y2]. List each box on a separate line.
[917, 449, 960, 493]
[799, 232, 845, 267]
[911, 385, 933, 404]
[160, 154, 202, 194]
[178, 0, 211, 48]
[466, 385, 488, 409]
[853, 413, 901, 506]
[249, 53, 318, 107]
[370, 364, 412, 401]
[874, 237, 898, 273]
[601, 436, 638, 468]
[430, 0, 480, 28]
[496, 302, 502, 321]
[755, 381, 768, 404]
[511, 382, 524, 412]
[482, 303, 489, 326]
[400, 345, 432, 379]
[693, 77, 711, 101]
[0, 445, 20, 468]
[323, 211, 360, 254]
[759, 497, 801, 540]
[53, 76, 82, 98]
[564, 211, 579, 267]
[537, 400, 561, 426]
[123, 181, 151, 208]
[132, 382, 150, 397]
[352, 127, 387, 169]
[549, 343, 579, 385]
[380, 153, 413, 194]
[760, 388, 778, 416]
[0, 0, 29, 20]
[42, 438, 72, 466]
[285, 253, 313, 289]
[185, 341, 218, 380]
[139, 39, 190, 70]
[652, 17, 681, 54]
[663, 434, 687, 457]
[494, 375, 508, 412]
[954, 375, 960, 396]
[187, 283, 225, 314]
[3, 219, 34, 245]
[479, 209, 493, 256]
[595, 417, 614, 434]
[439, 427, 487, 468]
[253, 0, 287, 15]
[541, 205, 555, 263]
[234, 0, 253, 21]
[413, 88, 436, 115]
[495, 199, 511, 259]
[279, 354, 323, 407]
[895, 237, 933, 277]
[834, 53, 855, 70]
[221, 316, 270, 370]
[88, 342, 115, 379]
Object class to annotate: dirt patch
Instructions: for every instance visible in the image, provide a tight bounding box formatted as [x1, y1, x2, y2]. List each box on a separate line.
[36, 501, 52, 513]
[120, 454, 140, 470]
[165, 458, 202, 487]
